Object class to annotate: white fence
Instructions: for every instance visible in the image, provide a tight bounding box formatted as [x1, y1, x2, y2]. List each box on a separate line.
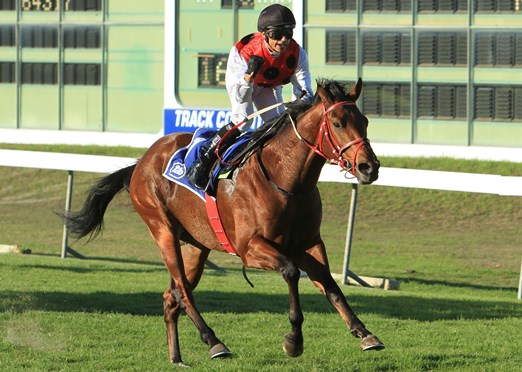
[1, 149, 521, 298]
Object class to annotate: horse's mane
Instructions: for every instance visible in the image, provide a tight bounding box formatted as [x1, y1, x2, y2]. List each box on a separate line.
[313, 78, 354, 103]
[249, 78, 352, 143]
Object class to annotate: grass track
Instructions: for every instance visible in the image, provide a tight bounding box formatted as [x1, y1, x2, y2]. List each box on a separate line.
[0, 144, 521, 370]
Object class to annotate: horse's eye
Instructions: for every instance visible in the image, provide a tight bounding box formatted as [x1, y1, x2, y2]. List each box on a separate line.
[332, 121, 341, 128]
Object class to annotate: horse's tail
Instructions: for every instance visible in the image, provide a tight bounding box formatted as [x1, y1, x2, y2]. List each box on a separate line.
[62, 164, 136, 242]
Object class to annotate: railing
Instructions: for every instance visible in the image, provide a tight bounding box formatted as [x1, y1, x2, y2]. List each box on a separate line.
[319, 165, 522, 299]
[1, 149, 521, 298]
[0, 149, 136, 259]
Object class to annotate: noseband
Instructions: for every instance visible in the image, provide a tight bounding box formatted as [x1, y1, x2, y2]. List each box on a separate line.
[290, 100, 369, 176]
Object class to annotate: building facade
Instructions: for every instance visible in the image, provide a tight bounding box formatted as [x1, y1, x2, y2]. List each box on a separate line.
[0, 0, 164, 134]
[1, 1, 521, 148]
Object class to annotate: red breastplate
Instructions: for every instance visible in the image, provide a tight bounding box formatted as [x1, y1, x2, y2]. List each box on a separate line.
[235, 33, 300, 88]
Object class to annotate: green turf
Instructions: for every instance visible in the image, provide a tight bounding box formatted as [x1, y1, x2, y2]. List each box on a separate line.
[0, 144, 521, 370]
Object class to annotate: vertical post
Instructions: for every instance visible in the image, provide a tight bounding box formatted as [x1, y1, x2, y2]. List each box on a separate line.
[61, 170, 74, 259]
[517, 261, 522, 300]
[342, 183, 358, 285]
[518, 259, 522, 300]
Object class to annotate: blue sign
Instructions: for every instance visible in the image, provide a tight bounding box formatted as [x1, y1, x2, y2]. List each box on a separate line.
[164, 108, 264, 134]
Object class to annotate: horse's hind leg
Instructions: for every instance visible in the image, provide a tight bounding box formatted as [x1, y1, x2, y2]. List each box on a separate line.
[150, 222, 231, 360]
[297, 244, 384, 351]
[163, 281, 183, 365]
[163, 242, 212, 365]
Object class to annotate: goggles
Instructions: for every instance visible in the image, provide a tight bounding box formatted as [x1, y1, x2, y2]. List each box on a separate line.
[265, 27, 293, 41]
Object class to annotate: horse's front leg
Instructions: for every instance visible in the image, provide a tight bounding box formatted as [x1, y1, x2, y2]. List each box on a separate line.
[281, 262, 304, 357]
[243, 236, 304, 357]
[297, 243, 385, 351]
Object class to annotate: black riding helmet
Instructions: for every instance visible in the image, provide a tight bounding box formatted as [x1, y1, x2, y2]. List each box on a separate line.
[257, 4, 296, 32]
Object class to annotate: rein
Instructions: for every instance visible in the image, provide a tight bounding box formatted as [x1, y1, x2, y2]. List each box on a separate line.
[289, 100, 368, 176]
[216, 90, 308, 166]
[216, 101, 286, 166]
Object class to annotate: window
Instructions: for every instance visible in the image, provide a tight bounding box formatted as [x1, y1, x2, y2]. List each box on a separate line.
[418, 32, 467, 66]
[363, 31, 410, 65]
[21, 26, 57, 48]
[362, 83, 411, 118]
[198, 54, 228, 88]
[0, 0, 15, 11]
[0, 25, 15, 47]
[475, 86, 522, 121]
[68, 0, 101, 11]
[326, 30, 356, 64]
[326, 0, 356, 12]
[21, 62, 57, 84]
[0, 61, 15, 83]
[64, 27, 101, 49]
[417, 84, 467, 119]
[64, 63, 100, 85]
[475, 32, 522, 66]
[362, 0, 411, 12]
[418, 0, 468, 12]
[474, 0, 521, 12]
[221, 0, 254, 9]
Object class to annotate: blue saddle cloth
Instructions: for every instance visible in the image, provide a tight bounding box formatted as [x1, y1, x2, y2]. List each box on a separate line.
[162, 128, 251, 201]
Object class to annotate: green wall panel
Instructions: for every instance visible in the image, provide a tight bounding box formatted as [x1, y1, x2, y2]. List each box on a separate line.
[416, 120, 469, 146]
[62, 87, 103, 131]
[473, 123, 522, 147]
[368, 118, 412, 144]
[106, 24, 164, 132]
[20, 86, 59, 129]
[417, 68, 467, 84]
[362, 67, 411, 82]
[417, 14, 468, 26]
[474, 68, 522, 85]
[361, 14, 410, 26]
[106, 89, 162, 133]
[0, 11, 16, 22]
[0, 86, 17, 128]
[108, 0, 163, 21]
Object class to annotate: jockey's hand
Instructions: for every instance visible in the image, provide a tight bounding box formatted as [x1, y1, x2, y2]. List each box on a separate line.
[246, 56, 264, 78]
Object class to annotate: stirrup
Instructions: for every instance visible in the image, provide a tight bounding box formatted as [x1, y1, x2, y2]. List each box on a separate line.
[186, 157, 213, 190]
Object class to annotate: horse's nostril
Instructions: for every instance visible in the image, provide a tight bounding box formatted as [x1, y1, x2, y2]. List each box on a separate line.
[357, 162, 372, 175]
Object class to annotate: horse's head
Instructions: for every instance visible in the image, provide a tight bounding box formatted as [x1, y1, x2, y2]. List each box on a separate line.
[312, 78, 380, 184]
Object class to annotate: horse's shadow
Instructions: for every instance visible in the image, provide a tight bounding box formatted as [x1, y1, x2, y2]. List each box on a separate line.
[1, 286, 519, 322]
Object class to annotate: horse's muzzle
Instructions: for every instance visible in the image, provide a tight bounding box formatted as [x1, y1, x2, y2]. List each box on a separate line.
[355, 158, 380, 185]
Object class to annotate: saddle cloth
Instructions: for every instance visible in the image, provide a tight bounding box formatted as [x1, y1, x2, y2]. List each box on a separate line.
[162, 127, 250, 200]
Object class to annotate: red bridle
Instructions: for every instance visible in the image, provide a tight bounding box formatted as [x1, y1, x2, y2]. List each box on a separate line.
[291, 100, 368, 176]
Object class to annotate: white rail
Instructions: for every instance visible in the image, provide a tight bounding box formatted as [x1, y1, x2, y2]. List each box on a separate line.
[1, 149, 521, 298]
[0, 150, 136, 259]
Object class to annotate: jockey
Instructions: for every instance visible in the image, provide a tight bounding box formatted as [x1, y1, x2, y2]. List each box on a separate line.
[186, 4, 314, 190]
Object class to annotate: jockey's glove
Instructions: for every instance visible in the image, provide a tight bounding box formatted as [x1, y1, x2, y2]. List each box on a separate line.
[246, 55, 264, 78]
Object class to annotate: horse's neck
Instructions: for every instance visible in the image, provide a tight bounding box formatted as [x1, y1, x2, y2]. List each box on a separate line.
[262, 108, 325, 193]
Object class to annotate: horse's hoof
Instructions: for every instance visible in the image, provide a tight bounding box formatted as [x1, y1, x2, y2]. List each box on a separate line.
[209, 343, 232, 359]
[360, 334, 385, 351]
[283, 334, 304, 357]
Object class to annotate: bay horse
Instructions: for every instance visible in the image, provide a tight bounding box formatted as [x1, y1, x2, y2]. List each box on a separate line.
[63, 78, 383, 365]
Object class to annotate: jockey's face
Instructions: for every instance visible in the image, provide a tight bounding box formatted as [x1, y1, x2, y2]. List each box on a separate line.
[264, 27, 292, 55]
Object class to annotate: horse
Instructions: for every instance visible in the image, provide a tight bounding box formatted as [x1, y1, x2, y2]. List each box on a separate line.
[63, 78, 383, 366]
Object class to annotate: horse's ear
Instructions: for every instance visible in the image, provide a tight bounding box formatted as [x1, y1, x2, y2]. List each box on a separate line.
[316, 84, 334, 107]
[349, 78, 363, 101]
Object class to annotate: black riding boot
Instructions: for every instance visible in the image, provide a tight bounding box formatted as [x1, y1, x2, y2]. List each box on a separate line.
[185, 124, 240, 190]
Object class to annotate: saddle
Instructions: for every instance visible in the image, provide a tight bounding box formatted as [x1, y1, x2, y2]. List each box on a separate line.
[163, 128, 254, 199]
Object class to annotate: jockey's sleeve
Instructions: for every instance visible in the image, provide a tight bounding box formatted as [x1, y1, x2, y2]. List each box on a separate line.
[225, 46, 253, 104]
[290, 47, 314, 103]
